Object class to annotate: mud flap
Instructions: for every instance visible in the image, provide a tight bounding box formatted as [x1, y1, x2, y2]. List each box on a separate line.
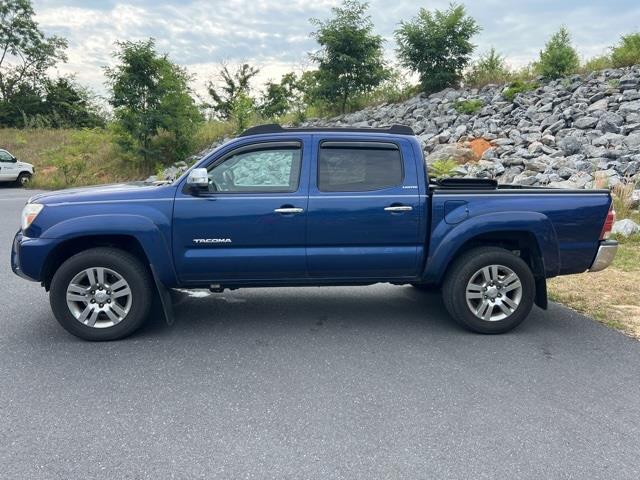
[535, 277, 548, 310]
[150, 264, 174, 325]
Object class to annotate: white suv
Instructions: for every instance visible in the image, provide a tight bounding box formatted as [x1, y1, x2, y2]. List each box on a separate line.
[0, 149, 34, 186]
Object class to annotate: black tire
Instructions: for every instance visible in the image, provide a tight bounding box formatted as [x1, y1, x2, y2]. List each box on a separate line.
[442, 246, 535, 334]
[50, 247, 154, 341]
[16, 172, 31, 187]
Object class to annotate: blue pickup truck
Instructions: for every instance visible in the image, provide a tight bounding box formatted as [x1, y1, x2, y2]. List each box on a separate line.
[12, 124, 618, 341]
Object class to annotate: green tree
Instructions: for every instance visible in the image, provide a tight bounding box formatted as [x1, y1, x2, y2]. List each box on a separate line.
[42, 77, 104, 128]
[538, 27, 579, 79]
[465, 47, 511, 87]
[309, 0, 388, 113]
[395, 4, 480, 93]
[611, 32, 640, 68]
[0, 81, 43, 126]
[258, 72, 307, 119]
[105, 39, 202, 167]
[0, 0, 67, 101]
[231, 90, 255, 133]
[207, 63, 259, 120]
[258, 81, 290, 119]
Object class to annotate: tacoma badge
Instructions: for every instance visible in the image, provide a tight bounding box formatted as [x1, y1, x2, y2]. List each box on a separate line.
[193, 238, 232, 244]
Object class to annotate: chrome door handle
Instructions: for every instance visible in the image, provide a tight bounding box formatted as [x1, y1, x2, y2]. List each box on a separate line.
[274, 207, 304, 214]
[384, 205, 413, 212]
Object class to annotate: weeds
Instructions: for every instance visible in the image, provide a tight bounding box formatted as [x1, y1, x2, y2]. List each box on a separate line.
[454, 99, 484, 115]
[503, 80, 538, 101]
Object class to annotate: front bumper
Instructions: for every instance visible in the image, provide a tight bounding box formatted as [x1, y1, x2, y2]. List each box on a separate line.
[11, 230, 32, 280]
[11, 230, 59, 282]
[589, 240, 618, 272]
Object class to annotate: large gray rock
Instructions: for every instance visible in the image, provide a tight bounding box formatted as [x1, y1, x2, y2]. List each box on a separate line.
[596, 112, 624, 133]
[619, 74, 640, 91]
[611, 219, 640, 237]
[557, 136, 583, 155]
[573, 116, 598, 129]
[619, 100, 640, 114]
[587, 98, 609, 112]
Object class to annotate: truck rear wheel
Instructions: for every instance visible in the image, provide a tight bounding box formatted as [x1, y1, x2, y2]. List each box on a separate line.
[442, 247, 535, 334]
[50, 247, 154, 341]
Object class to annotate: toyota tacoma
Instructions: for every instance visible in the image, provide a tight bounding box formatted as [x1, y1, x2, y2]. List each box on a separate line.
[11, 124, 618, 340]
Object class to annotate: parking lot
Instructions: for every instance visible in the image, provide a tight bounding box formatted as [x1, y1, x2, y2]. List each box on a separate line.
[1, 187, 640, 479]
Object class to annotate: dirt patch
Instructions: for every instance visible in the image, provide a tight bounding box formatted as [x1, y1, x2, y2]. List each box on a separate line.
[469, 138, 492, 160]
[548, 248, 640, 339]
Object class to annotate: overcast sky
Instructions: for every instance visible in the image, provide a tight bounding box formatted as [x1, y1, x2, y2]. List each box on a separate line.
[33, 0, 640, 100]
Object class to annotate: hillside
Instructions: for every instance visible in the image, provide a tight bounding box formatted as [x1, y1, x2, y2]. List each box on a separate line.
[303, 65, 640, 189]
[153, 65, 640, 192]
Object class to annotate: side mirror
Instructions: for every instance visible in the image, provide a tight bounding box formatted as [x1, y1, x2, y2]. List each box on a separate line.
[186, 168, 209, 191]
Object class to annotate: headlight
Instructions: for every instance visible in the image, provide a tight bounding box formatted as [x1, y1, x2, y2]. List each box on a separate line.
[21, 203, 44, 231]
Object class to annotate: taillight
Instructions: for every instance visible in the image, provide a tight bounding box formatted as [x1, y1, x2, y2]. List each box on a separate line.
[600, 203, 616, 240]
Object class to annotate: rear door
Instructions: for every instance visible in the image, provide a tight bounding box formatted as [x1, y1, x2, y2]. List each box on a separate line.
[306, 136, 421, 279]
[172, 137, 310, 283]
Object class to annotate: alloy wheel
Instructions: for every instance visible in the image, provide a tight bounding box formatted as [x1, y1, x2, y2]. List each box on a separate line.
[65, 267, 132, 328]
[465, 264, 523, 322]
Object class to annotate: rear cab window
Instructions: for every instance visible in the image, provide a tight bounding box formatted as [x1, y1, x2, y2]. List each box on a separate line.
[318, 141, 403, 192]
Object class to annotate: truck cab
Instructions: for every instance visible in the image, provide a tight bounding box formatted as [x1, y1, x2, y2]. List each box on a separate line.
[0, 149, 34, 186]
[11, 125, 617, 341]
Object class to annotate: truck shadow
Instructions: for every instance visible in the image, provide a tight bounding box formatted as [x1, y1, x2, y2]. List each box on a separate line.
[137, 285, 470, 339]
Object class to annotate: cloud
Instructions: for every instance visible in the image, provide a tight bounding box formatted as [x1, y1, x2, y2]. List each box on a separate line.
[33, 0, 640, 99]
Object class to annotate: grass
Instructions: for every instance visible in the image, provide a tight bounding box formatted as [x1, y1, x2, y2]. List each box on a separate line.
[0, 122, 237, 189]
[454, 99, 484, 115]
[503, 80, 539, 102]
[548, 235, 640, 339]
[0, 128, 142, 189]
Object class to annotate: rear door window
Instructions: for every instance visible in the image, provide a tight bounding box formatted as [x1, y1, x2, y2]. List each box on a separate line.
[318, 142, 403, 192]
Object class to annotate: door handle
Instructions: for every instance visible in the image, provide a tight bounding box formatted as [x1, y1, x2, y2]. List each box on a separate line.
[384, 205, 413, 212]
[274, 207, 304, 214]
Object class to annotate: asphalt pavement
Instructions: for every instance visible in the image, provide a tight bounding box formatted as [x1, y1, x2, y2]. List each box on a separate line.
[1, 186, 640, 479]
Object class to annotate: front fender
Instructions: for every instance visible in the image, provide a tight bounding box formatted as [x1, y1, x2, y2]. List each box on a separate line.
[422, 211, 560, 284]
[40, 214, 177, 286]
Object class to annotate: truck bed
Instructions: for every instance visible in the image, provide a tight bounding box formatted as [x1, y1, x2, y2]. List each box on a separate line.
[423, 178, 612, 283]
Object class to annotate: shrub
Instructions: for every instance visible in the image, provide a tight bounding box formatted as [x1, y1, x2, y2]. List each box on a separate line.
[538, 27, 580, 79]
[611, 33, 640, 68]
[395, 4, 480, 93]
[503, 80, 538, 102]
[581, 55, 614, 72]
[429, 159, 460, 179]
[230, 91, 256, 133]
[510, 64, 538, 83]
[347, 70, 419, 110]
[612, 182, 636, 221]
[53, 156, 85, 186]
[454, 99, 484, 115]
[465, 48, 511, 87]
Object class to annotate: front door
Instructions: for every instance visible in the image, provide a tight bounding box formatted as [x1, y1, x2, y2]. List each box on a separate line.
[306, 137, 422, 280]
[173, 139, 310, 283]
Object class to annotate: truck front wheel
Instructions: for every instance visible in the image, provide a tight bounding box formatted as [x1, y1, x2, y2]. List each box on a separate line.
[442, 247, 535, 334]
[17, 172, 31, 187]
[50, 247, 154, 341]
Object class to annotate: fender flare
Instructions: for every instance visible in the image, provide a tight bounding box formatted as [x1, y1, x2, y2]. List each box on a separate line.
[41, 214, 178, 287]
[422, 211, 560, 284]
